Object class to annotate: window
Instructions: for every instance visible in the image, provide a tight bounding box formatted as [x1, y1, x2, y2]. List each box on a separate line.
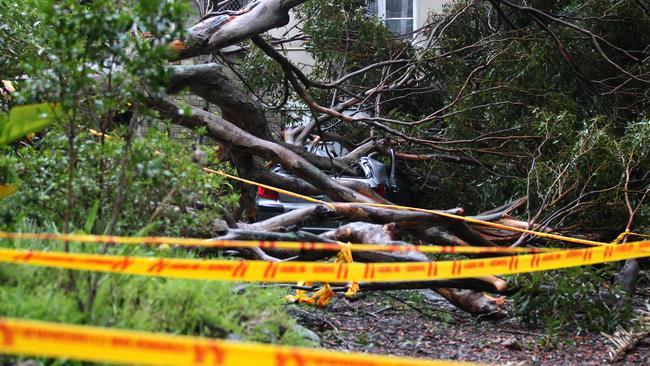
[375, 0, 416, 36]
[216, 0, 249, 12]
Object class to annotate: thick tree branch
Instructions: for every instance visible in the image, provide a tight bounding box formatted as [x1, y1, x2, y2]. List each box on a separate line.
[169, 63, 272, 140]
[179, 0, 309, 59]
[149, 96, 376, 203]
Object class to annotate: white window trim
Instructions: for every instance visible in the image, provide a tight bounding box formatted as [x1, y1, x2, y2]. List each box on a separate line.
[377, 0, 417, 36]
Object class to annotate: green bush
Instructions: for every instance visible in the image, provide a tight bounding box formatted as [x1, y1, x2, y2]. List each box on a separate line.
[1, 124, 238, 237]
[0, 2, 313, 366]
[0, 123, 315, 364]
[0, 113, 311, 366]
[510, 265, 634, 334]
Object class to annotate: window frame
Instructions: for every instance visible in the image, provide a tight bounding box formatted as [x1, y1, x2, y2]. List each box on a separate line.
[376, 0, 418, 36]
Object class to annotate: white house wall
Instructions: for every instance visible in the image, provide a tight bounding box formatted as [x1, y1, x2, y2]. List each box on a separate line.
[268, 11, 316, 73]
[267, 0, 449, 72]
[418, 0, 448, 26]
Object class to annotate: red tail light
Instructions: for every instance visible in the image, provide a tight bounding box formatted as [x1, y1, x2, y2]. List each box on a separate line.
[258, 186, 280, 200]
[372, 185, 386, 197]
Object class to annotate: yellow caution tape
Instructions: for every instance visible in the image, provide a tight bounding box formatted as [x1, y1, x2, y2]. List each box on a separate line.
[336, 242, 353, 264]
[1, 241, 648, 283]
[629, 232, 650, 239]
[612, 230, 631, 244]
[286, 242, 360, 306]
[74, 125, 112, 139]
[345, 282, 360, 297]
[202, 168, 613, 247]
[0, 317, 481, 366]
[0, 231, 556, 254]
[336, 242, 359, 299]
[612, 230, 650, 244]
[284, 280, 315, 304]
[363, 203, 610, 247]
[311, 283, 335, 306]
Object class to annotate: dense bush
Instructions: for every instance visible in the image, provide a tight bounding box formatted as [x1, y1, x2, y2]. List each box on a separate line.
[1, 3, 312, 365]
[2, 125, 238, 237]
[0, 125, 312, 365]
[510, 266, 633, 334]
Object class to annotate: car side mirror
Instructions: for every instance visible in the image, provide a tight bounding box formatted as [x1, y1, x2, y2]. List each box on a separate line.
[388, 148, 398, 192]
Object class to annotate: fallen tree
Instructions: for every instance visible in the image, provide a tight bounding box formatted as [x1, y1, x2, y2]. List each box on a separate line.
[141, 0, 649, 316]
[5, 0, 648, 318]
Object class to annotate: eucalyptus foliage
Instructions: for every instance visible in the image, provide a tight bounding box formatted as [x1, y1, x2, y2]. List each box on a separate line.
[236, 0, 649, 333]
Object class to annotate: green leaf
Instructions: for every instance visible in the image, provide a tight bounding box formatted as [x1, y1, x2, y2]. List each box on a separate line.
[0, 103, 60, 146]
[0, 185, 17, 199]
[83, 199, 100, 233]
[134, 222, 158, 237]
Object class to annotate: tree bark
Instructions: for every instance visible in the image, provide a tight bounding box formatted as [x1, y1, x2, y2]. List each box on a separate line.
[179, 0, 310, 59]
[148, 96, 377, 203]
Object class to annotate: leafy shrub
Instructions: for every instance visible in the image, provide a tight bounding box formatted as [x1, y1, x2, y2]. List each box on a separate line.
[1, 124, 238, 237]
[510, 265, 634, 334]
[0, 2, 312, 366]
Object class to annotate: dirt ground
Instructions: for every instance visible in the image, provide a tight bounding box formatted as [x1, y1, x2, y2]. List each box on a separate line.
[288, 286, 650, 366]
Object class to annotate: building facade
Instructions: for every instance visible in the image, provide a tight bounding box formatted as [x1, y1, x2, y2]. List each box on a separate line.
[270, 0, 449, 71]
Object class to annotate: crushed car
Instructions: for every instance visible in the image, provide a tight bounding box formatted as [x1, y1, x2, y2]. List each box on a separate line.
[256, 142, 411, 232]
